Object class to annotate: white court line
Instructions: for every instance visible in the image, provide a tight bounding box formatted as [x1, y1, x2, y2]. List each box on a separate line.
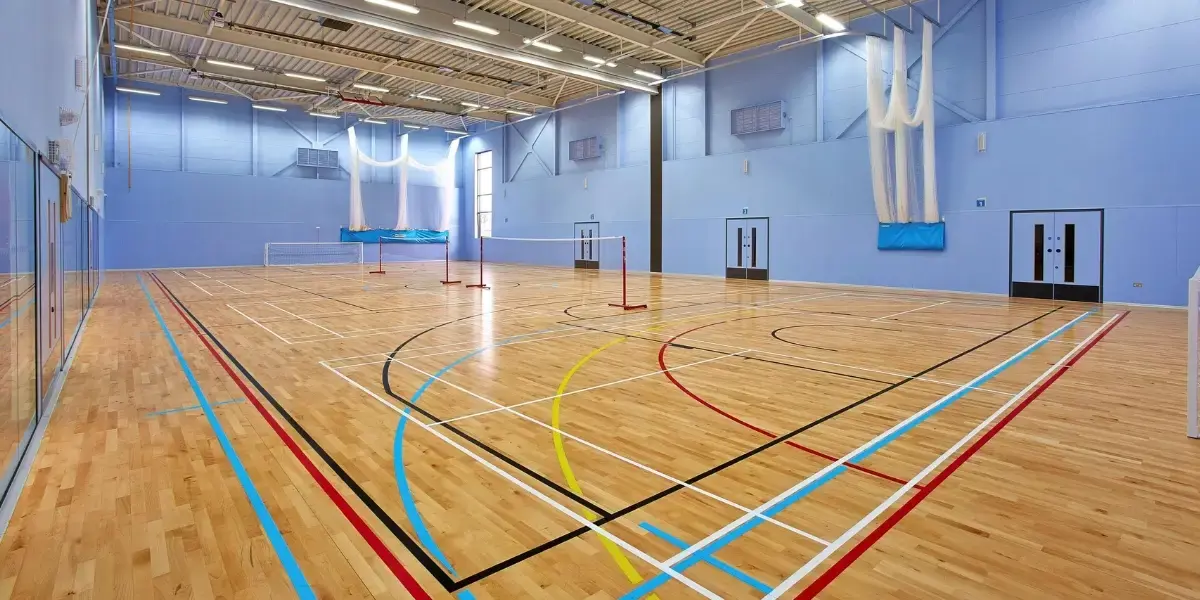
[227, 304, 293, 345]
[265, 302, 344, 338]
[657, 310, 1096, 581]
[193, 270, 211, 279]
[212, 279, 248, 294]
[174, 270, 189, 280]
[763, 311, 1120, 599]
[325, 366, 725, 600]
[872, 300, 951, 322]
[187, 280, 214, 296]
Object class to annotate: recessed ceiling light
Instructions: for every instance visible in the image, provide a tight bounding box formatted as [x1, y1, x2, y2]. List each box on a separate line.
[453, 20, 500, 35]
[206, 59, 254, 71]
[188, 96, 228, 104]
[115, 86, 160, 96]
[309, 112, 339, 119]
[523, 38, 562, 52]
[413, 93, 442, 101]
[286, 72, 326, 82]
[114, 43, 170, 56]
[352, 83, 389, 93]
[816, 13, 846, 31]
[365, 0, 420, 14]
[252, 105, 287, 112]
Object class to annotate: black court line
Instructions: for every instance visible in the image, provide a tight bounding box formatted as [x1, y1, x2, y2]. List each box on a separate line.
[771, 324, 908, 352]
[230, 269, 377, 311]
[444, 305, 1064, 590]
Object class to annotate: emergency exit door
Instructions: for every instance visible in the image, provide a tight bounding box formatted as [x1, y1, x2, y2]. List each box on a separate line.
[574, 222, 599, 269]
[1010, 209, 1103, 303]
[726, 218, 769, 280]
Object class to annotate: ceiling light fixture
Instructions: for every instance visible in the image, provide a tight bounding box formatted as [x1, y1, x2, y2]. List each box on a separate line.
[816, 13, 846, 31]
[461, 101, 481, 108]
[286, 72, 326, 82]
[523, 38, 562, 52]
[413, 93, 442, 101]
[363, 118, 387, 124]
[633, 69, 664, 81]
[774, 0, 803, 7]
[453, 20, 500, 35]
[309, 112, 339, 119]
[446, 130, 468, 135]
[189, 96, 228, 104]
[403, 124, 424, 129]
[206, 59, 255, 71]
[115, 86, 160, 96]
[506, 109, 532, 116]
[582, 54, 617, 67]
[252, 105, 287, 112]
[352, 83, 389, 93]
[364, 0, 420, 14]
[114, 43, 170, 56]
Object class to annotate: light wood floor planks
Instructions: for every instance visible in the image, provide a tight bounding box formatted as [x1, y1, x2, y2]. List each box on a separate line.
[0, 263, 1197, 599]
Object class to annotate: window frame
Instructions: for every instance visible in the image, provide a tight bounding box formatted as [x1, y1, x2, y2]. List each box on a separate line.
[474, 150, 493, 238]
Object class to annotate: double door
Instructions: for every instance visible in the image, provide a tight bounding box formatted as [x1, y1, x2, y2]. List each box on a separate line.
[574, 222, 599, 270]
[1010, 210, 1102, 303]
[726, 218, 769, 280]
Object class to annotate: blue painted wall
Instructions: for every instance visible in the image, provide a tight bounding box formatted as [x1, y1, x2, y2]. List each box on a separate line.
[104, 80, 462, 269]
[463, 0, 1200, 305]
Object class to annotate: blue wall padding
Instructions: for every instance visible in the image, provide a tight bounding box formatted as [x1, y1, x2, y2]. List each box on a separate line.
[878, 222, 946, 251]
[340, 228, 448, 243]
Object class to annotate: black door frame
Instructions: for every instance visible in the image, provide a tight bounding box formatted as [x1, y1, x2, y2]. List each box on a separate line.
[724, 216, 770, 281]
[1008, 208, 1104, 303]
[573, 221, 600, 270]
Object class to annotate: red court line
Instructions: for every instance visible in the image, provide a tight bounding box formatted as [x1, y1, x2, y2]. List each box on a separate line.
[658, 326, 920, 490]
[795, 311, 1128, 600]
[149, 274, 434, 600]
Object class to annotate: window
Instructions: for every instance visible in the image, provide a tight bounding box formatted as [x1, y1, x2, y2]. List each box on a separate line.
[474, 151, 493, 238]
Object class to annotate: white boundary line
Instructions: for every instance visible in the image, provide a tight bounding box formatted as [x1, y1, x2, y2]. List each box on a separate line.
[324, 367, 726, 600]
[266, 302, 344, 338]
[872, 300, 951, 322]
[763, 311, 1121, 598]
[187, 280, 214, 296]
[658, 311, 1098, 582]
[227, 304, 293, 344]
[212, 279, 248, 294]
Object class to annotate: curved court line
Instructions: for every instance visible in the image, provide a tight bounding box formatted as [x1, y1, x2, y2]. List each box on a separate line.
[549, 337, 659, 598]
[658, 320, 920, 489]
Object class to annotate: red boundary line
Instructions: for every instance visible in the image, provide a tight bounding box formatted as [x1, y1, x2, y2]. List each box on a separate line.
[658, 326, 920, 489]
[794, 311, 1128, 600]
[148, 274, 434, 600]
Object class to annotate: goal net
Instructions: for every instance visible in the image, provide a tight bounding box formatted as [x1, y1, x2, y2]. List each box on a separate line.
[264, 242, 363, 269]
[466, 235, 645, 309]
[1189, 266, 1199, 438]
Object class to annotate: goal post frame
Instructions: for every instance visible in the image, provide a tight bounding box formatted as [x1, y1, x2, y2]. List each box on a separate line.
[263, 242, 364, 267]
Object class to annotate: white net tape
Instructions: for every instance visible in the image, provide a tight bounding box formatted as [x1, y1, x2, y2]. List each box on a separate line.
[1189, 266, 1199, 438]
[264, 242, 363, 267]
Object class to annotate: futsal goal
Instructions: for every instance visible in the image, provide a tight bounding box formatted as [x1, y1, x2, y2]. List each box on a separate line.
[263, 242, 364, 273]
[1189, 266, 1199, 438]
[465, 235, 646, 310]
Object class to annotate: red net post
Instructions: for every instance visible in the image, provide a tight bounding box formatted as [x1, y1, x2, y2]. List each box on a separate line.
[440, 236, 461, 285]
[466, 235, 489, 289]
[369, 238, 386, 274]
[609, 236, 646, 310]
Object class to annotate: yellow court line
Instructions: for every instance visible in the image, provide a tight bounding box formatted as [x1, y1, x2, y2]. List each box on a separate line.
[551, 337, 660, 599]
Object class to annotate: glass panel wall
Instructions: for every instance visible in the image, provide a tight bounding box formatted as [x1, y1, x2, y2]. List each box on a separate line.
[62, 190, 83, 349]
[0, 121, 39, 498]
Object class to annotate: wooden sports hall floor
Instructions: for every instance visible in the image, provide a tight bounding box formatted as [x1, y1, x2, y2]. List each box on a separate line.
[1, 262, 1198, 600]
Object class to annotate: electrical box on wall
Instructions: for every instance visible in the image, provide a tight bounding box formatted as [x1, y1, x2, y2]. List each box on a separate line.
[569, 137, 603, 161]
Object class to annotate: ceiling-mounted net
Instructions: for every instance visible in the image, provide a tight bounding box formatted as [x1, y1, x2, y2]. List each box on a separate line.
[346, 126, 461, 232]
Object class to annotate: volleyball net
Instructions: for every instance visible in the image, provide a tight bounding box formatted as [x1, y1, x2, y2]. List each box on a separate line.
[370, 235, 459, 285]
[465, 235, 646, 310]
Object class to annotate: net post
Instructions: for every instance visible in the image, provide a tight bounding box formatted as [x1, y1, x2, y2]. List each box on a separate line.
[466, 235, 489, 289]
[369, 237, 386, 274]
[441, 235, 461, 285]
[609, 235, 646, 310]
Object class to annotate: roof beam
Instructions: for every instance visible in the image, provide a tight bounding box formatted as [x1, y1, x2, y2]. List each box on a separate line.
[503, 0, 705, 66]
[119, 8, 556, 107]
[109, 48, 508, 121]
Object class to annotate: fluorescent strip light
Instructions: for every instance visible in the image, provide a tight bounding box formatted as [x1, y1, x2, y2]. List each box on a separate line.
[461, 101, 481, 108]
[363, 119, 387, 125]
[775, 0, 803, 6]
[352, 83, 389, 93]
[252, 105, 287, 112]
[633, 69, 664, 81]
[413, 93, 442, 101]
[403, 124, 423, 129]
[309, 112, 339, 119]
[206, 59, 254, 71]
[453, 20, 500, 35]
[816, 13, 846, 31]
[506, 109, 532, 116]
[286, 72, 326, 82]
[364, 0, 420, 14]
[115, 86, 160, 96]
[446, 130, 468, 135]
[582, 55, 618, 67]
[523, 38, 562, 52]
[114, 43, 170, 56]
[189, 96, 228, 104]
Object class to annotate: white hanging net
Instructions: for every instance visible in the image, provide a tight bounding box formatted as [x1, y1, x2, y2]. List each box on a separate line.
[347, 126, 461, 232]
[867, 21, 940, 224]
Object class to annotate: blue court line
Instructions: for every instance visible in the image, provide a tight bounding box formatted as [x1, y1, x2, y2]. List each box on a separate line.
[640, 522, 770, 594]
[393, 327, 557, 598]
[137, 274, 315, 600]
[621, 310, 1094, 599]
[0, 296, 35, 329]
[146, 398, 245, 417]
